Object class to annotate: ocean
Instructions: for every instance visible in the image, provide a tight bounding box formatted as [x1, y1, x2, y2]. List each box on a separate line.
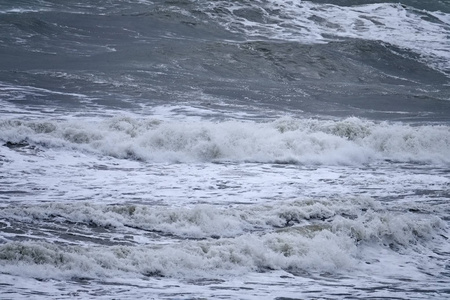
[0, 0, 449, 299]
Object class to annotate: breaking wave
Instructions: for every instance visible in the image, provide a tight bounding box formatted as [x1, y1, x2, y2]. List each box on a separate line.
[0, 197, 445, 279]
[1, 116, 449, 165]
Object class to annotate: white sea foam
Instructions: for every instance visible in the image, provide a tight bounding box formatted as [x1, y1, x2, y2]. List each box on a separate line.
[0, 197, 373, 239]
[0, 197, 444, 242]
[1, 115, 449, 298]
[1, 116, 449, 165]
[204, 1, 450, 74]
[0, 197, 446, 281]
[0, 8, 52, 14]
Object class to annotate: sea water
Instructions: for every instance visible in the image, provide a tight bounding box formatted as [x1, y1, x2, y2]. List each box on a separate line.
[1, 1, 450, 299]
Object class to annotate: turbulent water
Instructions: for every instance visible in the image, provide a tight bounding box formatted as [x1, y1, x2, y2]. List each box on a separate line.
[1, 0, 450, 299]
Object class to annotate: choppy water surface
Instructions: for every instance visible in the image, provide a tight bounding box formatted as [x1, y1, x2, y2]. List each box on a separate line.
[1, 0, 450, 299]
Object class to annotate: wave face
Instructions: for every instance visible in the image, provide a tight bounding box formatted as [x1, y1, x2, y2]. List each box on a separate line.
[1, 1, 450, 299]
[202, 1, 450, 74]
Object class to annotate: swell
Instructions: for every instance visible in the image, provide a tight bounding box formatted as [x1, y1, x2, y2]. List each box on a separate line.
[1, 1, 449, 120]
[202, 1, 450, 75]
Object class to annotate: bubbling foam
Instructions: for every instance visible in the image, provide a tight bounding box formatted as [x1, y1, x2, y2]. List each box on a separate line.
[1, 116, 449, 165]
[1, 196, 446, 280]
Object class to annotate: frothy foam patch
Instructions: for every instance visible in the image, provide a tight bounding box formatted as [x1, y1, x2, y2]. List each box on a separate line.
[0, 197, 446, 281]
[0, 232, 354, 280]
[1, 116, 449, 165]
[0, 197, 445, 246]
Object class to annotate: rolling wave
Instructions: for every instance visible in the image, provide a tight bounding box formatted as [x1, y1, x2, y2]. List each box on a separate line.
[1, 116, 449, 164]
[0, 197, 445, 279]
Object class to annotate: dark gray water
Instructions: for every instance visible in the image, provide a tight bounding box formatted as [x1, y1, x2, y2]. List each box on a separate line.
[1, 0, 449, 120]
